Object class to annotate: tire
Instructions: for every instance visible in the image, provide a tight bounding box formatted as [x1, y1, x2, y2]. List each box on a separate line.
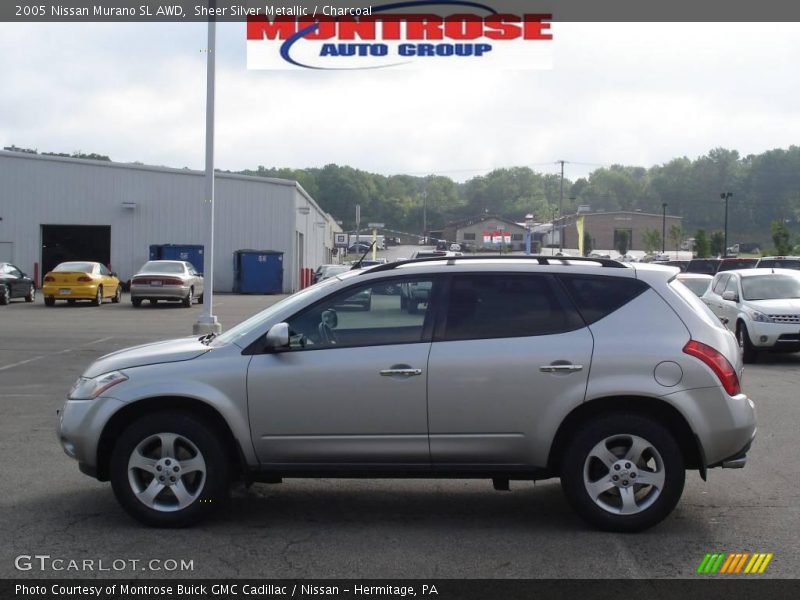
[25, 285, 35, 303]
[92, 287, 103, 306]
[0, 285, 8, 305]
[197, 294, 203, 305]
[110, 411, 231, 527]
[560, 413, 685, 532]
[112, 286, 121, 303]
[44, 296, 55, 307]
[132, 298, 143, 308]
[737, 322, 758, 364]
[182, 287, 194, 308]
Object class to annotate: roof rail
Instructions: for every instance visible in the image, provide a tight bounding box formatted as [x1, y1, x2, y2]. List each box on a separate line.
[364, 254, 627, 274]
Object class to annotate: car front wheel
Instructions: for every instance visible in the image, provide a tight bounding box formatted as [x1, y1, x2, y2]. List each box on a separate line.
[110, 411, 230, 527]
[737, 322, 758, 364]
[25, 285, 35, 303]
[560, 413, 685, 532]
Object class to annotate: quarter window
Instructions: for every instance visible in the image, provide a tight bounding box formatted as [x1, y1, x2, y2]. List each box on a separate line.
[558, 275, 649, 325]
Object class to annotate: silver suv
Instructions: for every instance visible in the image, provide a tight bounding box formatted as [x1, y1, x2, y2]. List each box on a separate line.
[57, 256, 756, 531]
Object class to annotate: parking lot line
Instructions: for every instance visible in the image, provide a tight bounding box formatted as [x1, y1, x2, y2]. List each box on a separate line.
[0, 337, 113, 372]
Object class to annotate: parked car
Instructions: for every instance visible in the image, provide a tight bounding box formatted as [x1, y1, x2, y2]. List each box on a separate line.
[653, 259, 690, 272]
[130, 260, 203, 308]
[347, 242, 373, 254]
[701, 268, 800, 362]
[42, 261, 121, 306]
[686, 258, 721, 275]
[676, 272, 713, 297]
[0, 262, 35, 305]
[755, 256, 800, 270]
[314, 264, 349, 283]
[58, 256, 755, 532]
[717, 257, 758, 272]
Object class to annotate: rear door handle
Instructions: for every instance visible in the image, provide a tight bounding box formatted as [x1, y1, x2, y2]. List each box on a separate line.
[539, 364, 583, 373]
[380, 368, 423, 377]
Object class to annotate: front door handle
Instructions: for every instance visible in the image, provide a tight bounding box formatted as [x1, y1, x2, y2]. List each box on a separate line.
[539, 364, 583, 373]
[380, 368, 423, 377]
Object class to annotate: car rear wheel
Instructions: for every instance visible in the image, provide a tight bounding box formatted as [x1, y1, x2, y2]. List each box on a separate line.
[110, 411, 230, 527]
[182, 287, 194, 308]
[25, 285, 35, 303]
[197, 293, 203, 305]
[560, 413, 685, 532]
[0, 285, 8, 305]
[44, 296, 55, 307]
[91, 287, 103, 306]
[112, 286, 121, 303]
[737, 322, 758, 364]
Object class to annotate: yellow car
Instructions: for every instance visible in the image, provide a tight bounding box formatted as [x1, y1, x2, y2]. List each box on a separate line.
[42, 261, 121, 306]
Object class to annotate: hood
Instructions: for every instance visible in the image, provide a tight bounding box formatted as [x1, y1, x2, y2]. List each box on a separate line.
[745, 298, 800, 313]
[83, 337, 211, 378]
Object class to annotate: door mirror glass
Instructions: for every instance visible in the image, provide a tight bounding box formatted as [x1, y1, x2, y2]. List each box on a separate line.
[265, 322, 290, 350]
[722, 290, 738, 302]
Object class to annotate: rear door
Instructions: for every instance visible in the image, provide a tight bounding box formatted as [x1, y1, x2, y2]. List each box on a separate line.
[426, 273, 592, 467]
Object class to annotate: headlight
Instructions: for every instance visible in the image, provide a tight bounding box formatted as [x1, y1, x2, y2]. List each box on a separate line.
[748, 310, 773, 323]
[68, 371, 128, 400]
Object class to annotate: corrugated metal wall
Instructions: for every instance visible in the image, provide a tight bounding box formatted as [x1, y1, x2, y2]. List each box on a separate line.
[0, 151, 333, 292]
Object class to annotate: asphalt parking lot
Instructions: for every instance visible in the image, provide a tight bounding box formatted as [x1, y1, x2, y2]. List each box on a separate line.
[1, 291, 798, 579]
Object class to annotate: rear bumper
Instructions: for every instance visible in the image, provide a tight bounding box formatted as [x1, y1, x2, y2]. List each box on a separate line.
[42, 284, 98, 299]
[711, 431, 755, 469]
[130, 284, 190, 300]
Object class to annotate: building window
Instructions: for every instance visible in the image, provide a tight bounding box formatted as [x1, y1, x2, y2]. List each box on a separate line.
[511, 233, 523, 241]
[613, 228, 633, 251]
[462, 233, 476, 241]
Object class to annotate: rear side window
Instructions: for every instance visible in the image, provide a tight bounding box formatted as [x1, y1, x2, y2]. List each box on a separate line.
[558, 275, 649, 325]
[440, 274, 582, 341]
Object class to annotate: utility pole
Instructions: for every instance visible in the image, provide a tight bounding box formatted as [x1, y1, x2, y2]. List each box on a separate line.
[422, 189, 427, 244]
[557, 160, 566, 251]
[662, 203, 668, 255]
[720, 192, 732, 256]
[193, 3, 221, 335]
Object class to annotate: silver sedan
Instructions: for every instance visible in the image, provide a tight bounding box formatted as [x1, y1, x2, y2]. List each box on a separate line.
[130, 260, 204, 307]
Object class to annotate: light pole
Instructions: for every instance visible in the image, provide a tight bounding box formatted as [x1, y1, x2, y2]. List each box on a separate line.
[720, 192, 733, 256]
[661, 203, 668, 255]
[524, 213, 534, 255]
[557, 160, 566, 251]
[193, 4, 221, 335]
[550, 207, 558, 255]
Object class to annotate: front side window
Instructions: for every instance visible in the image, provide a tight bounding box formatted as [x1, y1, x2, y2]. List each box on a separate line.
[440, 274, 582, 341]
[723, 275, 739, 295]
[712, 273, 730, 294]
[285, 277, 437, 350]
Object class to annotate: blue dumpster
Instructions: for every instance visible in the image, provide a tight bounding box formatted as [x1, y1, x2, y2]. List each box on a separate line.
[149, 244, 205, 272]
[234, 250, 284, 294]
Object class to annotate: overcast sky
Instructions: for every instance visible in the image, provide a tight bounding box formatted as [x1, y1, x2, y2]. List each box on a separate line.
[1, 22, 799, 182]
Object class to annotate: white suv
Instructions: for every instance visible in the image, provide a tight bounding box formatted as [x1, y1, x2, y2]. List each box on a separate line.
[58, 256, 756, 531]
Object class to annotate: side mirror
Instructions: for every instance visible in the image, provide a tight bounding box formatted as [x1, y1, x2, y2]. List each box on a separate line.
[722, 290, 739, 302]
[264, 322, 290, 350]
[111, 272, 118, 278]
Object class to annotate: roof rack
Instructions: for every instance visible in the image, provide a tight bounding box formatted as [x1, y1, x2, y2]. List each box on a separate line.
[364, 254, 627, 274]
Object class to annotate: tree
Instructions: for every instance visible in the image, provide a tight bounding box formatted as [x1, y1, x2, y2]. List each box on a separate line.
[771, 220, 793, 255]
[641, 228, 662, 253]
[694, 229, 710, 258]
[615, 230, 630, 256]
[668, 224, 683, 254]
[583, 232, 593, 256]
[709, 231, 725, 257]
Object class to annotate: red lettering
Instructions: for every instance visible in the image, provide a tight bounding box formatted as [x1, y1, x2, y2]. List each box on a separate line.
[405, 15, 444, 40]
[298, 16, 337, 40]
[484, 14, 522, 40]
[523, 14, 552, 40]
[443, 14, 483, 40]
[337, 17, 377, 40]
[246, 16, 297, 40]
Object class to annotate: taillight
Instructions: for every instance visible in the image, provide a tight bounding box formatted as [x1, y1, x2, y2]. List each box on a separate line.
[162, 277, 183, 285]
[683, 340, 741, 396]
[77, 276, 92, 282]
[44, 276, 55, 282]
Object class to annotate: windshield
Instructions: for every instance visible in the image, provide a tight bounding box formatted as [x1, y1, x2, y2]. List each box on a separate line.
[139, 261, 186, 274]
[54, 262, 94, 273]
[717, 260, 756, 271]
[758, 259, 800, 270]
[741, 275, 800, 301]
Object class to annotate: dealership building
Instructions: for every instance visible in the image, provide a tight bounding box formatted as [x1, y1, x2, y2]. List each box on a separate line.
[0, 150, 339, 293]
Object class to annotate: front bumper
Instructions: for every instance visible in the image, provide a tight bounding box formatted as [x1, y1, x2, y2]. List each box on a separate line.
[57, 396, 124, 478]
[747, 320, 800, 349]
[42, 284, 98, 300]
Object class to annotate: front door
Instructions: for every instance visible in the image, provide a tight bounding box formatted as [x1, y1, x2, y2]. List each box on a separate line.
[247, 276, 439, 467]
